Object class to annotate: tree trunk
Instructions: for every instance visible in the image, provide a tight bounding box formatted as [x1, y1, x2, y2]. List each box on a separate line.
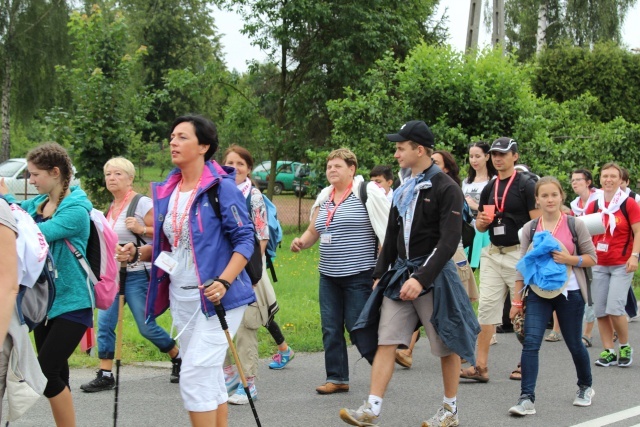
[536, 2, 548, 54]
[1, 52, 11, 162]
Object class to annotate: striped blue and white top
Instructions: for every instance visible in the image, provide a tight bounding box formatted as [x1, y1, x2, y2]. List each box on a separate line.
[315, 193, 378, 277]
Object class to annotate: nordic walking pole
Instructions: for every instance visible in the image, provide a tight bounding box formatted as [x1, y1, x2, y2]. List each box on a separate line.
[113, 259, 128, 427]
[204, 279, 262, 427]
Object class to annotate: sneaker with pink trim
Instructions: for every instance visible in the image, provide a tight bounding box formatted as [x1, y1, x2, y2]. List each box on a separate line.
[268, 348, 295, 370]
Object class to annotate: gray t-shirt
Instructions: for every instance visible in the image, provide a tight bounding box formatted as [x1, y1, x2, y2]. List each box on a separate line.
[0, 198, 17, 235]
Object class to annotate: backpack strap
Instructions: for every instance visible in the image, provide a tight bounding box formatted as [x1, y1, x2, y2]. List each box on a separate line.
[126, 193, 147, 246]
[567, 215, 593, 306]
[592, 198, 632, 257]
[359, 181, 368, 205]
[207, 185, 222, 218]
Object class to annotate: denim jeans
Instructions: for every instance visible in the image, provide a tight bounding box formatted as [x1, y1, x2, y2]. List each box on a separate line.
[319, 268, 373, 384]
[520, 290, 592, 402]
[97, 270, 175, 359]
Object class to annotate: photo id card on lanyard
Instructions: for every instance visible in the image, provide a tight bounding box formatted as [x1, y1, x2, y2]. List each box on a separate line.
[493, 171, 517, 236]
[321, 183, 353, 245]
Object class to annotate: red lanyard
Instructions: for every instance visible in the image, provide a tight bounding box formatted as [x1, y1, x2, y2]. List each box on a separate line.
[540, 213, 563, 236]
[108, 189, 133, 226]
[171, 178, 201, 247]
[325, 183, 353, 228]
[494, 171, 517, 213]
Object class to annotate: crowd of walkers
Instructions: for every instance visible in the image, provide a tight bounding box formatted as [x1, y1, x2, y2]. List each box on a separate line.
[0, 115, 638, 427]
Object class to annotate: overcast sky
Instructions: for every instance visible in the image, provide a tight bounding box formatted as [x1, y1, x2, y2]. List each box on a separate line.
[216, 1, 640, 72]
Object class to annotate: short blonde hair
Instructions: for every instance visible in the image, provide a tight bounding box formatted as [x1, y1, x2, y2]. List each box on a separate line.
[327, 148, 358, 169]
[103, 157, 136, 179]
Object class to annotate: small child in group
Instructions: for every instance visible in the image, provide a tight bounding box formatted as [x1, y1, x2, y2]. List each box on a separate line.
[370, 165, 394, 203]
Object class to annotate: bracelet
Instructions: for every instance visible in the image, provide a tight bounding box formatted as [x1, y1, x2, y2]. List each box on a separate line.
[577, 256, 583, 267]
[142, 226, 147, 236]
[215, 277, 232, 290]
[511, 300, 524, 308]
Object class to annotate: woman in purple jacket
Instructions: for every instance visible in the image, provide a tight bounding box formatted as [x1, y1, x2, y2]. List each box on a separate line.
[124, 115, 255, 427]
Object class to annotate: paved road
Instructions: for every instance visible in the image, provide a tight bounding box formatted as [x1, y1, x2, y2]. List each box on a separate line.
[4, 319, 640, 426]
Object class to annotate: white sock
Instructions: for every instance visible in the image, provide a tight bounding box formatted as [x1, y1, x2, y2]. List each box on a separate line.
[619, 342, 629, 347]
[367, 395, 383, 416]
[443, 395, 457, 413]
[607, 348, 616, 354]
[173, 350, 181, 360]
[101, 370, 113, 377]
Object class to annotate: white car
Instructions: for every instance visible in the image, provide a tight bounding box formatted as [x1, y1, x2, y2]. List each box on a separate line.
[0, 158, 81, 201]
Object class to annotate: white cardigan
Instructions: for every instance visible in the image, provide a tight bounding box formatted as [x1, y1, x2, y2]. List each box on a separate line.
[310, 176, 391, 243]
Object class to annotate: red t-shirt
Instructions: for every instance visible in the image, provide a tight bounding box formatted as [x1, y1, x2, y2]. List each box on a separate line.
[585, 198, 640, 266]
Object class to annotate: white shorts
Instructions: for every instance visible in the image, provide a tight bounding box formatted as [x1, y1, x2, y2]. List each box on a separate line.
[171, 299, 246, 412]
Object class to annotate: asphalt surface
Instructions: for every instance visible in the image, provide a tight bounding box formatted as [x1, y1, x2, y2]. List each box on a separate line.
[3, 319, 640, 427]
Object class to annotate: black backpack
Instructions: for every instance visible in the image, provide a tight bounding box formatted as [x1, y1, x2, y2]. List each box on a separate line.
[207, 185, 263, 285]
[528, 216, 592, 305]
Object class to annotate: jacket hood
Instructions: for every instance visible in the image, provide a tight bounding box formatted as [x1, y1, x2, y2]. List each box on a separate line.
[28, 186, 92, 214]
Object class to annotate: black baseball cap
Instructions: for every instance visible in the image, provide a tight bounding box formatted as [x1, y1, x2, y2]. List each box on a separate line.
[386, 120, 435, 148]
[489, 137, 518, 153]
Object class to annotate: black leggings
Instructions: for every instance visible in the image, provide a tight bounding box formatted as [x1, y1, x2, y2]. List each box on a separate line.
[265, 320, 285, 346]
[34, 317, 88, 398]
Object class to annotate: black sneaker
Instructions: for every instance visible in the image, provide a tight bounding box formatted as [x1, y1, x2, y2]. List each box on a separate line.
[80, 370, 115, 393]
[170, 358, 182, 383]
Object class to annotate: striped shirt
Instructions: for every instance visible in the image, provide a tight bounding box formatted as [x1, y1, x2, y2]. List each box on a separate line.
[315, 193, 377, 277]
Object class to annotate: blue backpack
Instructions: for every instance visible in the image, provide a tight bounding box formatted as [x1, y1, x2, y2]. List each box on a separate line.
[260, 195, 283, 282]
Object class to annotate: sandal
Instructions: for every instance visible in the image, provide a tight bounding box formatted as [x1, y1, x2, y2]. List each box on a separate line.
[509, 364, 521, 381]
[544, 331, 562, 342]
[581, 335, 593, 348]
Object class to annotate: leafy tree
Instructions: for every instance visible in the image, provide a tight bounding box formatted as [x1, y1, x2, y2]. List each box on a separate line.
[328, 43, 640, 189]
[215, 0, 445, 197]
[120, 0, 225, 139]
[503, 0, 638, 62]
[0, 0, 70, 160]
[531, 41, 640, 123]
[47, 4, 155, 205]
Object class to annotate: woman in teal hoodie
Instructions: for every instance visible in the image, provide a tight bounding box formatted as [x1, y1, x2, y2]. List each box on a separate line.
[0, 142, 93, 427]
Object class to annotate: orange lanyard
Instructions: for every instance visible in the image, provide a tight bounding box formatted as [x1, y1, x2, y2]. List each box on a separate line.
[325, 183, 353, 228]
[171, 178, 201, 247]
[107, 189, 133, 227]
[540, 213, 563, 236]
[494, 171, 517, 213]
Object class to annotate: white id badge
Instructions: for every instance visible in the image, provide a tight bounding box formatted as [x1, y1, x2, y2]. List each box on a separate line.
[154, 251, 178, 274]
[321, 233, 332, 244]
[596, 242, 609, 252]
[494, 225, 506, 236]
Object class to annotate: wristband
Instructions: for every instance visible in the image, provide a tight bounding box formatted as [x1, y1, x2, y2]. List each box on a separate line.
[128, 245, 140, 266]
[632, 252, 639, 260]
[577, 256, 583, 267]
[215, 278, 232, 290]
[511, 300, 523, 308]
[142, 226, 147, 236]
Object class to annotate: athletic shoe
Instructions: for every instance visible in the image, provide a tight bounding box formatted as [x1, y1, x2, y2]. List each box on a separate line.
[228, 382, 257, 405]
[573, 386, 595, 407]
[170, 357, 181, 383]
[80, 369, 115, 393]
[595, 350, 617, 367]
[618, 345, 633, 367]
[509, 398, 536, 416]
[224, 368, 240, 394]
[422, 403, 459, 427]
[339, 401, 379, 426]
[269, 348, 295, 370]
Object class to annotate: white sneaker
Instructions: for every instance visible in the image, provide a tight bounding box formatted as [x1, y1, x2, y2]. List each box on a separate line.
[573, 386, 595, 407]
[227, 383, 257, 405]
[509, 398, 536, 416]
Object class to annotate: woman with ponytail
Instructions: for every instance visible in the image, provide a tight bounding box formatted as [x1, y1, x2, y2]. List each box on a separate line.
[0, 142, 93, 426]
